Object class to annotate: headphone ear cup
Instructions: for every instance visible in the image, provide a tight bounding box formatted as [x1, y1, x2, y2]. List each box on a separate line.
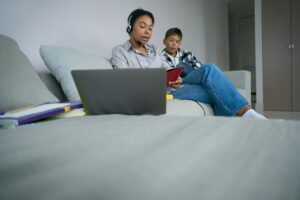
[126, 14, 133, 34]
[126, 25, 132, 34]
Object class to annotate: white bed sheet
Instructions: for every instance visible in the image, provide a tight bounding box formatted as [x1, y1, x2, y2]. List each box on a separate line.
[1, 115, 300, 200]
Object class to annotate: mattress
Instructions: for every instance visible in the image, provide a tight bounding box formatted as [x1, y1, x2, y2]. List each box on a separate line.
[1, 115, 300, 200]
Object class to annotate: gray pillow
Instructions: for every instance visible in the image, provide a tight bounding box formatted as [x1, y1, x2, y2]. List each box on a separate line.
[40, 45, 113, 102]
[0, 34, 58, 112]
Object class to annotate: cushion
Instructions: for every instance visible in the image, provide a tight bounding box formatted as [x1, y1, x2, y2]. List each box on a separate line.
[0, 34, 58, 112]
[40, 45, 113, 102]
[166, 99, 214, 116]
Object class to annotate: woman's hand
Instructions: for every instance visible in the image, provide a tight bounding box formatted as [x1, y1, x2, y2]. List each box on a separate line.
[168, 76, 183, 88]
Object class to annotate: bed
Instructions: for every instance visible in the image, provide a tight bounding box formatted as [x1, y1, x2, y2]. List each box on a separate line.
[1, 115, 300, 199]
[1, 33, 300, 200]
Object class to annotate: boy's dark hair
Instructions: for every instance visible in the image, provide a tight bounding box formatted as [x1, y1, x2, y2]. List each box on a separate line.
[165, 27, 183, 40]
[126, 8, 155, 34]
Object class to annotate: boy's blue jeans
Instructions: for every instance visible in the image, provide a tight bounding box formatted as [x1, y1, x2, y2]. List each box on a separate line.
[171, 63, 249, 116]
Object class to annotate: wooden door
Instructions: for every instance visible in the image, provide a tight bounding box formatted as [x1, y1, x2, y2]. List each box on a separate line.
[292, 0, 300, 111]
[262, 0, 292, 111]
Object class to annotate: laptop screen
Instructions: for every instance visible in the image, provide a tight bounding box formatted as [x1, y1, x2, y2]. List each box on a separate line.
[71, 68, 166, 115]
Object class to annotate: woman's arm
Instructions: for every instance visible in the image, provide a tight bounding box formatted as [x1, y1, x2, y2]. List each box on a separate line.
[111, 46, 129, 69]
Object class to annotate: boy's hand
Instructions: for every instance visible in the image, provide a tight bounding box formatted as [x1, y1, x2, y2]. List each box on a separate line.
[168, 77, 183, 88]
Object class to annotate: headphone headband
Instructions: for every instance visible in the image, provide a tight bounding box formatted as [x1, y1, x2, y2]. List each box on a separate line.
[126, 9, 154, 35]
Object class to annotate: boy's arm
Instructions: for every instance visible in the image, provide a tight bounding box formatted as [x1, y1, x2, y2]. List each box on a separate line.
[182, 50, 203, 68]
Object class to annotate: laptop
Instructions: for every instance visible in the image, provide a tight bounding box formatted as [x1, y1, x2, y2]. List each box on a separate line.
[71, 68, 166, 115]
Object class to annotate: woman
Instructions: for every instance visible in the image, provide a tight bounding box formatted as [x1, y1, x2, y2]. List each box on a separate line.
[111, 8, 266, 119]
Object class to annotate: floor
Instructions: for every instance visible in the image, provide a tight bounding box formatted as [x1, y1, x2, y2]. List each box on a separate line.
[261, 111, 300, 121]
[252, 94, 300, 121]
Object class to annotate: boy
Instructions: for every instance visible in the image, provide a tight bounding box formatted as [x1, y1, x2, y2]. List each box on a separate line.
[160, 27, 202, 77]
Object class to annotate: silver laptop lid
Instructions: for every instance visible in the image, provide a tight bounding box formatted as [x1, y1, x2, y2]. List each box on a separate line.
[71, 68, 166, 115]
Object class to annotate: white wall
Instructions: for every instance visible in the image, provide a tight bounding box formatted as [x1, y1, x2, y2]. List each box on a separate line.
[201, 0, 229, 68]
[0, 0, 229, 71]
[254, 0, 264, 111]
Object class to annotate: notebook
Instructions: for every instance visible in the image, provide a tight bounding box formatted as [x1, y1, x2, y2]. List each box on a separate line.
[0, 102, 83, 127]
[71, 68, 167, 115]
[167, 66, 184, 83]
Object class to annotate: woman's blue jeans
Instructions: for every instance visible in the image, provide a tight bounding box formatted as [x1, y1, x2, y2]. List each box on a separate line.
[171, 63, 249, 116]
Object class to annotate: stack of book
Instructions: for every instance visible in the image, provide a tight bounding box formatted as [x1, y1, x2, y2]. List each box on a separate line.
[0, 102, 83, 128]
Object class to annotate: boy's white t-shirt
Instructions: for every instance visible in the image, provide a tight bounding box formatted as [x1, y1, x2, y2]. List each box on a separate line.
[165, 52, 180, 67]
